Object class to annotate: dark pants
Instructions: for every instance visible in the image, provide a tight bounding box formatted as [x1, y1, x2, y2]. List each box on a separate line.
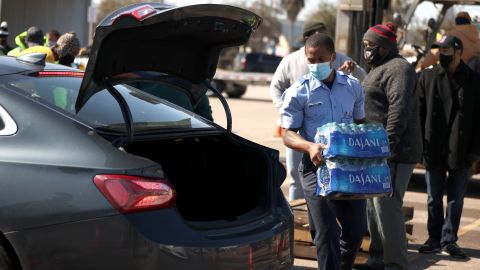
[299, 157, 366, 270]
[425, 167, 471, 247]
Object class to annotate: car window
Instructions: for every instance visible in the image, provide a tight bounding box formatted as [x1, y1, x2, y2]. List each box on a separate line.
[126, 80, 213, 121]
[0, 104, 17, 136]
[0, 75, 213, 132]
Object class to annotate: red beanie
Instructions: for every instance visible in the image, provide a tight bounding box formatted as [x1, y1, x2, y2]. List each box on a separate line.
[363, 23, 398, 51]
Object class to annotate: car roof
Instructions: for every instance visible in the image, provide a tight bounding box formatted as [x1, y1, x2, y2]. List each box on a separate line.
[0, 55, 79, 76]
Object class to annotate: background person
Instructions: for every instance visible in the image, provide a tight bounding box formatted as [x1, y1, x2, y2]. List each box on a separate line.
[417, 35, 480, 259]
[421, 11, 480, 71]
[354, 23, 422, 270]
[270, 21, 366, 201]
[0, 21, 12, 55]
[47, 29, 61, 49]
[54, 31, 80, 67]
[7, 30, 28, 56]
[17, 26, 55, 63]
[281, 33, 366, 270]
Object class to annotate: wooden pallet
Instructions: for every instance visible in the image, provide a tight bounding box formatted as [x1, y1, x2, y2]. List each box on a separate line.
[291, 199, 414, 260]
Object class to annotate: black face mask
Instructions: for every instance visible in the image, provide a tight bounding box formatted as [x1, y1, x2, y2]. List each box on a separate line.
[439, 54, 454, 69]
[364, 46, 382, 66]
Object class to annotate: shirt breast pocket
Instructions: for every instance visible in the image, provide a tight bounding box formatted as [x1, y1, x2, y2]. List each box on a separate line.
[341, 100, 355, 123]
[305, 101, 327, 121]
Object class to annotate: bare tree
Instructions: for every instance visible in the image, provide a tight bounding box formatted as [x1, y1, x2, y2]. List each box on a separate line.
[304, 0, 337, 38]
[283, 0, 304, 49]
[246, 0, 283, 52]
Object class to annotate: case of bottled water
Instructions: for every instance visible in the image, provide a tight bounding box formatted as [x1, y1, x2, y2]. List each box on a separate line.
[315, 123, 390, 159]
[316, 158, 392, 198]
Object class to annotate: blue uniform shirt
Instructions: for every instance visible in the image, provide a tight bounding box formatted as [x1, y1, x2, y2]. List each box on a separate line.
[280, 71, 365, 142]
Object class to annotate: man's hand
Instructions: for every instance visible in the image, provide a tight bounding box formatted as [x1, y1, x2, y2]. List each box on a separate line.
[308, 143, 326, 167]
[338, 60, 356, 74]
[283, 128, 326, 166]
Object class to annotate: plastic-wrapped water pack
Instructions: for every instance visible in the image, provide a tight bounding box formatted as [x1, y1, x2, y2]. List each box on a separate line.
[315, 123, 390, 159]
[316, 158, 392, 198]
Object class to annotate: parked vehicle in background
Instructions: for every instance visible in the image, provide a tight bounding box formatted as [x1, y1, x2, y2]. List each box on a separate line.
[235, 52, 283, 73]
[213, 52, 281, 98]
[213, 69, 274, 98]
[0, 3, 293, 269]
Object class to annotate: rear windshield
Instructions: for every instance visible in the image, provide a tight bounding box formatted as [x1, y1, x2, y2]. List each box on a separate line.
[0, 75, 213, 132]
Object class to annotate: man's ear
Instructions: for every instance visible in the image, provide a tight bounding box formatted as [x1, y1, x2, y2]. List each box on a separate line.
[331, 52, 337, 62]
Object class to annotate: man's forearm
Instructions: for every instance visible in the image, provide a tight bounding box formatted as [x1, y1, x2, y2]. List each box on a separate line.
[351, 65, 366, 82]
[270, 85, 284, 108]
[282, 128, 313, 153]
[282, 128, 325, 167]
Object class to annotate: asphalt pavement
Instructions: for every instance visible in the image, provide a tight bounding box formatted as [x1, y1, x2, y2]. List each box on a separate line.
[209, 85, 480, 270]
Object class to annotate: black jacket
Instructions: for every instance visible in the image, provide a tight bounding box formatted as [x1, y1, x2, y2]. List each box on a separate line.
[363, 55, 422, 164]
[418, 62, 480, 169]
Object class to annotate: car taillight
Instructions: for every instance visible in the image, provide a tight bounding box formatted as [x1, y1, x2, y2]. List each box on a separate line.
[37, 71, 84, 77]
[93, 174, 176, 213]
[111, 5, 156, 24]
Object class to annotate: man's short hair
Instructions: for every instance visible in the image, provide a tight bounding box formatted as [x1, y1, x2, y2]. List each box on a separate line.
[305, 33, 335, 54]
[26, 26, 44, 46]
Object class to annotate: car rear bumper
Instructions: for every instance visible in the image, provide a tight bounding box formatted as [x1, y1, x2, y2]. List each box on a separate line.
[5, 210, 293, 270]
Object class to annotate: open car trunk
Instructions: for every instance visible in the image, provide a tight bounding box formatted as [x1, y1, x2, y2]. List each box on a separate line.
[124, 135, 272, 225]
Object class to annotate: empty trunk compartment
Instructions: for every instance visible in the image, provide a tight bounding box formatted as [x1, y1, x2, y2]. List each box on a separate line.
[125, 135, 272, 224]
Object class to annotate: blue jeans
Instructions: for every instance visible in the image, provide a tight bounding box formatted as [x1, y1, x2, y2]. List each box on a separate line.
[425, 167, 471, 247]
[286, 147, 304, 201]
[299, 157, 366, 270]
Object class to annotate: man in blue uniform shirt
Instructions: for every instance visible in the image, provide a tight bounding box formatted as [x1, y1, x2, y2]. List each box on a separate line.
[280, 33, 366, 270]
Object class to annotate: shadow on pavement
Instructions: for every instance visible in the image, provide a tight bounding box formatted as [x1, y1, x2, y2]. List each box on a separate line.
[408, 243, 479, 269]
[293, 266, 317, 270]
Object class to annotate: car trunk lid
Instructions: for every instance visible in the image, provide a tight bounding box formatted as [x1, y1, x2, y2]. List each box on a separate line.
[76, 3, 262, 112]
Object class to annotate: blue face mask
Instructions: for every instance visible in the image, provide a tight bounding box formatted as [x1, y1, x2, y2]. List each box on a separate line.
[308, 61, 332, 81]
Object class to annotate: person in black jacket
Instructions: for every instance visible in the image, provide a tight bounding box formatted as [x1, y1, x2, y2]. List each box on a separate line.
[354, 23, 422, 270]
[417, 35, 480, 259]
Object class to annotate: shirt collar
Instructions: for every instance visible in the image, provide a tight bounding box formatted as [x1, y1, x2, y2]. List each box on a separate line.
[308, 71, 347, 92]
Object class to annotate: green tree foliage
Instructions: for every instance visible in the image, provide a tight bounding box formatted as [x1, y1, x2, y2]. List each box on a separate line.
[304, 0, 337, 38]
